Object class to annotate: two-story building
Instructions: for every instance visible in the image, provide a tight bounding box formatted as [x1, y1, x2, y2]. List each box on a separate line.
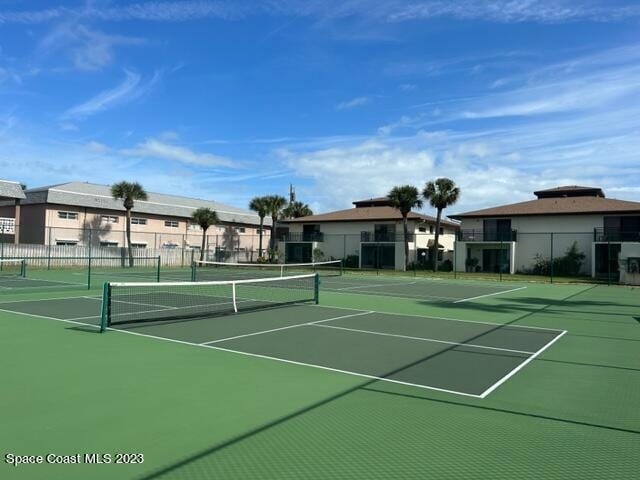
[0, 181, 270, 259]
[279, 197, 459, 270]
[450, 186, 640, 283]
[0, 179, 26, 244]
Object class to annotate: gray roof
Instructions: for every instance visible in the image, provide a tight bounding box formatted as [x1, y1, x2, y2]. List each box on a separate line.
[0, 180, 26, 200]
[21, 181, 270, 227]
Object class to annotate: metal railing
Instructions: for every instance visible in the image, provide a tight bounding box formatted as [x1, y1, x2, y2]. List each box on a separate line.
[457, 229, 518, 242]
[281, 232, 325, 242]
[593, 228, 640, 242]
[360, 232, 414, 242]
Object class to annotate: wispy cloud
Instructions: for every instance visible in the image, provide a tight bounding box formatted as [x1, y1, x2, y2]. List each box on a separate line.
[336, 96, 371, 110]
[61, 69, 160, 120]
[121, 138, 237, 168]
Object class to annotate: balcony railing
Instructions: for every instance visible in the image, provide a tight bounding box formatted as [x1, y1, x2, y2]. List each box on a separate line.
[457, 229, 518, 242]
[360, 232, 414, 242]
[594, 228, 640, 242]
[281, 232, 324, 242]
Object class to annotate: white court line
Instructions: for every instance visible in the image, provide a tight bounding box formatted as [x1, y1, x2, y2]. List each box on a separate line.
[332, 281, 418, 291]
[201, 311, 374, 345]
[310, 303, 565, 333]
[312, 323, 536, 355]
[324, 288, 465, 302]
[454, 286, 527, 303]
[0, 294, 101, 304]
[0, 306, 483, 398]
[478, 330, 568, 398]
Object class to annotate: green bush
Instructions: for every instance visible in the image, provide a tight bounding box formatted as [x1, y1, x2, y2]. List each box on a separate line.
[440, 259, 453, 272]
[528, 242, 586, 276]
[344, 255, 359, 268]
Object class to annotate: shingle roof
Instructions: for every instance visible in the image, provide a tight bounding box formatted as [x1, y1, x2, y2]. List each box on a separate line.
[20, 181, 270, 226]
[533, 185, 604, 199]
[285, 206, 459, 227]
[0, 180, 26, 200]
[450, 195, 640, 219]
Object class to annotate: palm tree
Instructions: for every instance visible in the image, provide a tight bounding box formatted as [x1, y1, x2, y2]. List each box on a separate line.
[388, 185, 423, 270]
[110, 181, 148, 267]
[282, 201, 313, 219]
[191, 208, 219, 261]
[249, 196, 269, 258]
[423, 178, 460, 272]
[265, 195, 287, 262]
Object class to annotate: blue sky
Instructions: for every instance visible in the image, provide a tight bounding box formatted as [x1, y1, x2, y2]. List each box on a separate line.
[1, 1, 639, 217]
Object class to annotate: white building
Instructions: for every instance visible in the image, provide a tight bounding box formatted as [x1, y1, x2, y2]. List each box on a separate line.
[279, 197, 459, 270]
[450, 186, 640, 282]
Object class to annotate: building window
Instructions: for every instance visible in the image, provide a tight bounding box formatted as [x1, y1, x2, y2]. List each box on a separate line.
[56, 240, 78, 246]
[58, 211, 78, 220]
[439, 227, 444, 235]
[188, 222, 201, 230]
[130, 243, 147, 249]
[235, 227, 246, 233]
[101, 215, 119, 224]
[0, 217, 15, 234]
[429, 225, 434, 234]
[164, 220, 179, 228]
[162, 241, 179, 249]
[256, 228, 265, 234]
[418, 226, 427, 233]
[131, 217, 147, 225]
[100, 241, 118, 247]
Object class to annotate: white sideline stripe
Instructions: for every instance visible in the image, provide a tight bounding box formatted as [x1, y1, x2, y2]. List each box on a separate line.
[334, 281, 418, 291]
[454, 286, 527, 303]
[0, 306, 483, 398]
[312, 324, 536, 355]
[110, 272, 316, 288]
[310, 303, 565, 333]
[323, 288, 464, 302]
[200, 311, 374, 345]
[0, 295, 102, 304]
[478, 330, 568, 398]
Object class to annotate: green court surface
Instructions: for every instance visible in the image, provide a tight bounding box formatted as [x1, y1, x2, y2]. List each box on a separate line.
[1, 269, 638, 479]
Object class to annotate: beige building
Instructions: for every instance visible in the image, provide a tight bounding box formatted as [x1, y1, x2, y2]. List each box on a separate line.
[0, 181, 270, 259]
[0, 179, 26, 244]
[450, 185, 640, 282]
[279, 197, 459, 270]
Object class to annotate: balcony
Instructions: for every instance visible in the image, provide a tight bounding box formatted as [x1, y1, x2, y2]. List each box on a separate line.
[282, 232, 324, 242]
[360, 231, 414, 242]
[457, 229, 518, 242]
[594, 228, 640, 242]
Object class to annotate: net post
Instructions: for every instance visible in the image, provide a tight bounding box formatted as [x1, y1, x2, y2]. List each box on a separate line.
[340, 259, 344, 276]
[100, 282, 111, 333]
[232, 283, 238, 313]
[21, 259, 26, 277]
[156, 255, 161, 282]
[314, 273, 320, 304]
[191, 260, 196, 281]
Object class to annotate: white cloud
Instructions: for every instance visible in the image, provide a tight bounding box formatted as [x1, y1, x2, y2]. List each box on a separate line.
[62, 69, 160, 120]
[336, 96, 371, 110]
[121, 138, 237, 168]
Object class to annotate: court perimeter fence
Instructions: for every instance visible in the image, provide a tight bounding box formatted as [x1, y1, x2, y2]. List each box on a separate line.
[0, 225, 633, 284]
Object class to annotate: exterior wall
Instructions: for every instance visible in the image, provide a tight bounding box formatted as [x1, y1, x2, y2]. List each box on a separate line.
[285, 219, 457, 270]
[619, 243, 640, 285]
[458, 214, 604, 275]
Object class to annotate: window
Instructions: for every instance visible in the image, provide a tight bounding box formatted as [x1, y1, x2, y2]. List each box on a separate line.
[0, 217, 15, 234]
[131, 217, 147, 225]
[58, 211, 78, 220]
[100, 241, 118, 247]
[483, 219, 512, 241]
[130, 243, 147, 249]
[164, 220, 179, 228]
[162, 241, 179, 249]
[188, 222, 201, 230]
[101, 215, 119, 224]
[256, 228, 265, 234]
[235, 227, 246, 233]
[439, 227, 444, 235]
[56, 240, 78, 246]
[429, 225, 434, 234]
[418, 226, 427, 233]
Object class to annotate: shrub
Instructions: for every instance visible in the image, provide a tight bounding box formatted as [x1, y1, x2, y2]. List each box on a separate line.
[527, 242, 586, 276]
[344, 255, 359, 268]
[440, 259, 453, 272]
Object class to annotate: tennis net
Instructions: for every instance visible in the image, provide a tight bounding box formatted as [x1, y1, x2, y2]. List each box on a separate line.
[100, 273, 319, 331]
[192, 260, 342, 281]
[0, 259, 26, 278]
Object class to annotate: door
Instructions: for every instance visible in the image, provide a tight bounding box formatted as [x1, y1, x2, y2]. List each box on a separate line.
[361, 244, 396, 269]
[482, 248, 510, 273]
[285, 242, 312, 263]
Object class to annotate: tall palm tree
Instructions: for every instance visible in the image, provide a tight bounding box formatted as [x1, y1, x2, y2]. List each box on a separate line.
[265, 195, 287, 262]
[388, 185, 423, 270]
[191, 208, 219, 261]
[282, 201, 313, 219]
[110, 181, 148, 267]
[249, 196, 269, 258]
[423, 178, 460, 272]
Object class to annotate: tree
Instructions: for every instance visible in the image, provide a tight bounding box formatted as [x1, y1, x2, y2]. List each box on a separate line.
[388, 185, 423, 270]
[265, 195, 287, 262]
[110, 181, 148, 267]
[423, 178, 460, 272]
[282, 201, 313, 219]
[249, 196, 270, 258]
[191, 208, 219, 261]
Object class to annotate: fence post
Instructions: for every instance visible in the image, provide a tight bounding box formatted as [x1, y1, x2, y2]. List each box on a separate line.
[499, 239, 503, 282]
[47, 227, 52, 270]
[550, 232, 554, 284]
[156, 255, 161, 283]
[87, 254, 92, 290]
[607, 239, 611, 286]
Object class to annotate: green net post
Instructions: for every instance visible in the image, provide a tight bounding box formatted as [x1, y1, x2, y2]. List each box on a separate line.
[340, 259, 344, 276]
[21, 259, 27, 277]
[100, 282, 111, 332]
[156, 255, 161, 282]
[191, 261, 196, 281]
[314, 273, 320, 304]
